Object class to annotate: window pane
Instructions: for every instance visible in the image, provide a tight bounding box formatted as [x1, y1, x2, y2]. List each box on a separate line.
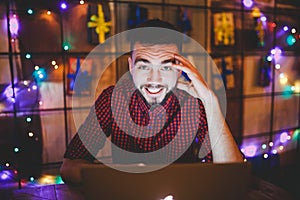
[243, 96, 271, 135]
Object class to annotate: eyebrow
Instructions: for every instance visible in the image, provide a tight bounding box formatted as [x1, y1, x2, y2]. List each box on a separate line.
[161, 58, 176, 64]
[134, 58, 150, 65]
[134, 58, 175, 65]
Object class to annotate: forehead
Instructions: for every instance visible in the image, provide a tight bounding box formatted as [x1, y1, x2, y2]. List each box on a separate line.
[132, 42, 179, 60]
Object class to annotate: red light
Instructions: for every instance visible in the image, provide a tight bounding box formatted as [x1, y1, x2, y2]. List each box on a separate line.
[272, 22, 276, 28]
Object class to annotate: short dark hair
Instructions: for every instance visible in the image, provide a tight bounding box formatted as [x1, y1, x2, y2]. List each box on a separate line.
[128, 19, 183, 51]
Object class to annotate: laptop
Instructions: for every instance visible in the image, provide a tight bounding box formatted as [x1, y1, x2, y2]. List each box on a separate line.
[81, 162, 251, 200]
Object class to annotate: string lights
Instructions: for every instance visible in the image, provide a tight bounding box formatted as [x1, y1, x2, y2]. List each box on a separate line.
[1, 2, 65, 184]
[0, 0, 298, 185]
[241, 1, 300, 160]
[240, 128, 299, 159]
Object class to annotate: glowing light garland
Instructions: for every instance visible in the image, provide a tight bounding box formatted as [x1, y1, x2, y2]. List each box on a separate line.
[1, 0, 298, 184]
[240, 128, 299, 159]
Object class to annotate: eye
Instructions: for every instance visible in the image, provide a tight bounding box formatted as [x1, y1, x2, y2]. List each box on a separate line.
[161, 66, 172, 71]
[137, 65, 150, 70]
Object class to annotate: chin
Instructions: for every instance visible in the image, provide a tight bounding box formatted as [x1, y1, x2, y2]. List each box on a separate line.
[142, 92, 167, 105]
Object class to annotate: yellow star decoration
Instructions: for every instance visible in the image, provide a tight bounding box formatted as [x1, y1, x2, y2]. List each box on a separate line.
[87, 4, 112, 44]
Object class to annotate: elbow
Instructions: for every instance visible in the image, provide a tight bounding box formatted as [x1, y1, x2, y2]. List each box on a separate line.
[59, 158, 91, 185]
[60, 160, 71, 184]
[59, 158, 81, 185]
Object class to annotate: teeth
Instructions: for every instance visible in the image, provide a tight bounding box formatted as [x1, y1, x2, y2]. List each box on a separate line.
[147, 87, 161, 93]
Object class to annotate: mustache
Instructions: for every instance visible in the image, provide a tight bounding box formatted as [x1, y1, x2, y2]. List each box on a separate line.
[141, 84, 166, 89]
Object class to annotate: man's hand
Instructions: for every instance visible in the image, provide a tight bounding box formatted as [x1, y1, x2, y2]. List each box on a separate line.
[173, 54, 212, 102]
[172, 54, 243, 163]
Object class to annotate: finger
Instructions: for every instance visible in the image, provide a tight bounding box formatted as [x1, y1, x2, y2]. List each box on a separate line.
[174, 55, 206, 82]
[175, 54, 211, 91]
[172, 64, 192, 74]
[174, 54, 195, 71]
[174, 55, 201, 77]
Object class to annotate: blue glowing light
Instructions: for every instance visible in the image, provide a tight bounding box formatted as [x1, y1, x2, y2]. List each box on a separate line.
[243, 0, 253, 8]
[25, 53, 31, 59]
[27, 9, 33, 15]
[260, 16, 267, 22]
[286, 34, 296, 46]
[60, 3, 67, 10]
[32, 68, 47, 81]
[14, 147, 19, 153]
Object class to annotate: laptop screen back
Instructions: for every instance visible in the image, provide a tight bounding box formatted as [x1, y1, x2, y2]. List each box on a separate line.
[81, 162, 251, 200]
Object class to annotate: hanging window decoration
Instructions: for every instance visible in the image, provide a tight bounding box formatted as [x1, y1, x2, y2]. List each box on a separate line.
[127, 4, 148, 29]
[212, 57, 235, 90]
[87, 4, 112, 44]
[213, 12, 235, 46]
[177, 7, 192, 38]
[252, 7, 265, 47]
[258, 56, 271, 87]
[67, 57, 93, 96]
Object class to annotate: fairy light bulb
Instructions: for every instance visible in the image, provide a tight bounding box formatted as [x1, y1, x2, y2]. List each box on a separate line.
[14, 147, 19, 153]
[279, 73, 288, 85]
[279, 145, 284, 151]
[275, 64, 281, 70]
[269, 141, 273, 147]
[26, 117, 32, 123]
[28, 132, 34, 137]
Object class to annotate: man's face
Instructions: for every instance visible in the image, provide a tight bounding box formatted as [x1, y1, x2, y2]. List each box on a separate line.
[128, 42, 180, 104]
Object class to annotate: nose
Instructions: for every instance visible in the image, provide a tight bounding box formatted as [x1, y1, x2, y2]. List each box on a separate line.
[147, 69, 162, 82]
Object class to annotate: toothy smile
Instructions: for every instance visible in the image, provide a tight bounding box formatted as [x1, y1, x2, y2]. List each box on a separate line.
[143, 84, 166, 95]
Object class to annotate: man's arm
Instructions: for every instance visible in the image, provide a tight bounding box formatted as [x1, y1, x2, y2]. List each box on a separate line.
[60, 158, 94, 184]
[174, 54, 243, 163]
[60, 86, 114, 184]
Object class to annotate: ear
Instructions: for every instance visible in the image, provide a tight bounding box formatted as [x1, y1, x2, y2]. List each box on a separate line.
[128, 56, 133, 72]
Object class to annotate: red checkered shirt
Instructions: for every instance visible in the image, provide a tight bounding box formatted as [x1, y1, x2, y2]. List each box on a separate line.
[64, 78, 212, 164]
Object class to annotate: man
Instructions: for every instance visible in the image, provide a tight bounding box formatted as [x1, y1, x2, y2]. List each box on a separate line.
[60, 19, 243, 184]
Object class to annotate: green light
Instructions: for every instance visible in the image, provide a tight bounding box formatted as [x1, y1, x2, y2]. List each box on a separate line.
[261, 144, 267, 149]
[286, 35, 296, 46]
[282, 86, 293, 99]
[266, 56, 272, 62]
[63, 42, 70, 51]
[14, 147, 19, 153]
[29, 176, 35, 182]
[293, 129, 300, 140]
[55, 176, 64, 184]
[25, 53, 31, 59]
[26, 117, 32, 123]
[27, 9, 33, 15]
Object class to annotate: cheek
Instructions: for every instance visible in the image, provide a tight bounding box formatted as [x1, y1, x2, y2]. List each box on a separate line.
[131, 71, 146, 86]
[162, 72, 178, 86]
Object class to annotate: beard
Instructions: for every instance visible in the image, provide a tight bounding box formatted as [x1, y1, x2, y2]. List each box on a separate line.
[139, 84, 169, 105]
